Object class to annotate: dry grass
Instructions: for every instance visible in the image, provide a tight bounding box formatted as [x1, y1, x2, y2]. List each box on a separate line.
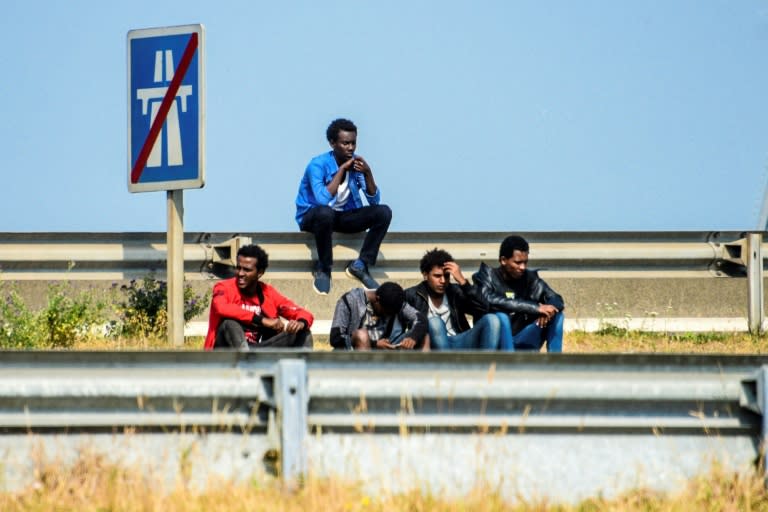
[565, 330, 768, 354]
[0, 451, 766, 512]
[16, 332, 768, 510]
[70, 336, 203, 351]
[70, 331, 768, 354]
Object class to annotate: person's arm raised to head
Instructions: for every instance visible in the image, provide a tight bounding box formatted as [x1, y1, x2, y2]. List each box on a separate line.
[325, 157, 356, 197]
[351, 156, 378, 196]
[305, 157, 352, 205]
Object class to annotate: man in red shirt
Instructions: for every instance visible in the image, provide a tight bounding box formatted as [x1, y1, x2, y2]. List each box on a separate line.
[204, 244, 314, 350]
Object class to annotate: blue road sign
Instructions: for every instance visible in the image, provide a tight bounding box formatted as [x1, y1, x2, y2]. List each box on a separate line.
[127, 24, 205, 193]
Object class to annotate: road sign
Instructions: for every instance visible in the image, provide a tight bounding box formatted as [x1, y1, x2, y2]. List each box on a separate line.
[127, 24, 205, 193]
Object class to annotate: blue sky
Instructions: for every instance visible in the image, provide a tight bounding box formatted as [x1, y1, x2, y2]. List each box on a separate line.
[3, 1, 768, 233]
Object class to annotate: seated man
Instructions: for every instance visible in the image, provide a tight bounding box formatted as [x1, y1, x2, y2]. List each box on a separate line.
[473, 235, 564, 352]
[204, 244, 314, 350]
[295, 118, 392, 295]
[405, 248, 500, 350]
[330, 282, 427, 351]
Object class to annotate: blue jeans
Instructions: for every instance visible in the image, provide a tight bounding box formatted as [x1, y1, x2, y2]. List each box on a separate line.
[496, 311, 564, 353]
[428, 314, 500, 350]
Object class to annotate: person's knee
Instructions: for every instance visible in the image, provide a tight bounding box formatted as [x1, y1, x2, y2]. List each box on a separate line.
[428, 316, 445, 333]
[494, 312, 511, 330]
[475, 314, 500, 349]
[552, 311, 565, 330]
[217, 318, 242, 335]
[374, 204, 392, 225]
[478, 313, 500, 330]
[428, 316, 452, 350]
[351, 328, 371, 350]
[215, 319, 246, 349]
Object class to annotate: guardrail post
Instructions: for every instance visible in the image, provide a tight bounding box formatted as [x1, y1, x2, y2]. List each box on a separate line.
[748, 233, 765, 335]
[210, 236, 253, 267]
[274, 359, 308, 485]
[755, 365, 768, 486]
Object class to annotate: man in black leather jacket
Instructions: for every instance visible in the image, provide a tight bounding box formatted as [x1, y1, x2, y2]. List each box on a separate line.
[405, 248, 501, 350]
[472, 235, 564, 352]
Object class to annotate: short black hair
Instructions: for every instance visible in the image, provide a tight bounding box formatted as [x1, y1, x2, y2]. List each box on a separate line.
[419, 248, 454, 274]
[499, 235, 529, 259]
[326, 118, 357, 143]
[237, 244, 269, 272]
[376, 282, 405, 316]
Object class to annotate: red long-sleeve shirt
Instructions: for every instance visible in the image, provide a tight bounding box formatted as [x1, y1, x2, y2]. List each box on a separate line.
[203, 278, 314, 350]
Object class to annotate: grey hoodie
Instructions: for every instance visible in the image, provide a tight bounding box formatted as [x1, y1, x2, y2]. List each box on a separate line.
[329, 288, 427, 350]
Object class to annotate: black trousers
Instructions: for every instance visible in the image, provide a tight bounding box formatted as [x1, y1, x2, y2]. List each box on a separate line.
[213, 319, 313, 349]
[299, 204, 392, 273]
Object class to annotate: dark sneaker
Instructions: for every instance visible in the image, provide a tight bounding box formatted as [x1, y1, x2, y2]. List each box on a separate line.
[313, 270, 331, 295]
[346, 259, 379, 289]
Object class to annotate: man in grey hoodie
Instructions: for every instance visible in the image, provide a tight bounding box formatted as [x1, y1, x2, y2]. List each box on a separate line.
[329, 282, 428, 350]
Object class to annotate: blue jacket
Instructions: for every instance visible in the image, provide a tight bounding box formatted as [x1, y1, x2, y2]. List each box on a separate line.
[295, 151, 381, 227]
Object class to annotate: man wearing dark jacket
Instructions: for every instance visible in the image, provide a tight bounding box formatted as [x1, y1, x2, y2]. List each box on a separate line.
[405, 248, 501, 350]
[473, 235, 564, 352]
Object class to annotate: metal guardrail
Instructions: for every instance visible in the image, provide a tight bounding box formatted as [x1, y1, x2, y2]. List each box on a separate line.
[1, 351, 768, 502]
[2, 230, 765, 331]
[0, 230, 763, 278]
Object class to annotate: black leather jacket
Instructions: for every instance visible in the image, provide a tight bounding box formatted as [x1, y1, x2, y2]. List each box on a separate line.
[405, 280, 489, 334]
[472, 262, 564, 335]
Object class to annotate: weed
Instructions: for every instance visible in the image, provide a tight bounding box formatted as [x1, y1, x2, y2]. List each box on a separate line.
[668, 331, 730, 344]
[0, 282, 109, 349]
[566, 330, 768, 354]
[594, 301, 634, 336]
[116, 274, 209, 339]
[0, 275, 209, 348]
[43, 283, 109, 348]
[595, 323, 631, 338]
[0, 287, 40, 349]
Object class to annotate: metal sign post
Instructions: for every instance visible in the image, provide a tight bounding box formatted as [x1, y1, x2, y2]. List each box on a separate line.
[167, 190, 184, 346]
[128, 24, 205, 346]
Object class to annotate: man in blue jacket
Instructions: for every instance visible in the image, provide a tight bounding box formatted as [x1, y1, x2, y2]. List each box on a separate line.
[295, 118, 392, 295]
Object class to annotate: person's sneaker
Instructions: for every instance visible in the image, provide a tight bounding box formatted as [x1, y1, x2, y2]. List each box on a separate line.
[345, 259, 379, 289]
[313, 270, 331, 295]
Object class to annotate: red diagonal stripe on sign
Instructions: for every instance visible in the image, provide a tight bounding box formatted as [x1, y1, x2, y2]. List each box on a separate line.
[131, 32, 198, 184]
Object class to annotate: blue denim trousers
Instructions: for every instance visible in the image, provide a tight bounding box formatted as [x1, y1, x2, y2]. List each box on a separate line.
[496, 311, 564, 352]
[428, 314, 501, 350]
